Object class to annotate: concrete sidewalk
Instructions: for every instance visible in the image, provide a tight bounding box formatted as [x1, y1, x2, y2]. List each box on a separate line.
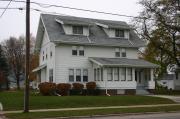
[3, 103, 180, 114]
[151, 95, 180, 103]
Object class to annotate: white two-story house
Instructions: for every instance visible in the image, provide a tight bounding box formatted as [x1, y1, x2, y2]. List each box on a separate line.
[33, 14, 158, 95]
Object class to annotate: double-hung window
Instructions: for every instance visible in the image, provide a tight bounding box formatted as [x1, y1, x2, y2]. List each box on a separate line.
[73, 26, 83, 35]
[49, 69, 53, 82]
[114, 68, 119, 81]
[121, 68, 126, 81]
[83, 69, 88, 82]
[69, 69, 74, 82]
[107, 68, 113, 81]
[79, 46, 84, 56]
[72, 46, 78, 56]
[115, 48, 120, 57]
[127, 68, 132, 81]
[121, 48, 126, 57]
[76, 69, 81, 82]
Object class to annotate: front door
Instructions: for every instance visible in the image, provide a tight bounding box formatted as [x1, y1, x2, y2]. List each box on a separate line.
[135, 70, 144, 88]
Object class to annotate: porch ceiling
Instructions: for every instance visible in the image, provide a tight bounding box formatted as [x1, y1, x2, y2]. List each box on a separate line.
[89, 57, 159, 68]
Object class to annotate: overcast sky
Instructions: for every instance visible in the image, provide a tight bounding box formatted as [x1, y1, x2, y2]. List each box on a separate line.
[0, 0, 142, 42]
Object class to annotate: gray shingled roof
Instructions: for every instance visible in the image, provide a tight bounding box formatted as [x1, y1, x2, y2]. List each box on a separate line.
[35, 14, 145, 49]
[89, 57, 159, 68]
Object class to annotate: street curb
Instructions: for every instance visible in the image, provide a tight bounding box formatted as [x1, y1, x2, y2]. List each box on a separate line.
[43, 111, 180, 119]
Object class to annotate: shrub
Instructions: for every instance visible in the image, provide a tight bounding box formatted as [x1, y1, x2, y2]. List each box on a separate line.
[86, 82, 96, 90]
[38, 82, 56, 96]
[56, 83, 71, 96]
[71, 83, 84, 95]
[72, 83, 84, 90]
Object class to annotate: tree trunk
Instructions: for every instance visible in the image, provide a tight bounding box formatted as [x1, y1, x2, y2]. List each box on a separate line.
[16, 74, 20, 90]
[5, 78, 9, 90]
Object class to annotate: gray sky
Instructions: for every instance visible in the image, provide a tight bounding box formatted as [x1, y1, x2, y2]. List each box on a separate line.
[0, 0, 142, 42]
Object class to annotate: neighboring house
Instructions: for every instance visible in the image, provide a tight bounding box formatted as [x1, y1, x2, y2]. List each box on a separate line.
[33, 14, 158, 95]
[157, 73, 180, 90]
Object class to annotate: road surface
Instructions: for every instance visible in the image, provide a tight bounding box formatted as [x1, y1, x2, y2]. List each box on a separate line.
[82, 112, 180, 119]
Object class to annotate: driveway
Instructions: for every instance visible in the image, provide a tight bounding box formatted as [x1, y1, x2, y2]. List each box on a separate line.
[81, 112, 180, 119]
[151, 95, 180, 103]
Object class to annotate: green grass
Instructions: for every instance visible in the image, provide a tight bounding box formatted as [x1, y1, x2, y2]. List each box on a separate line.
[0, 91, 175, 111]
[6, 105, 180, 119]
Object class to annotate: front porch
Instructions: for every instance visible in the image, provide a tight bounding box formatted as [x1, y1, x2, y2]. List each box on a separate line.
[89, 57, 158, 93]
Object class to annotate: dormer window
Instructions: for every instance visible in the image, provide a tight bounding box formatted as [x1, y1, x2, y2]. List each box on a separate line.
[115, 29, 124, 37]
[73, 26, 83, 35]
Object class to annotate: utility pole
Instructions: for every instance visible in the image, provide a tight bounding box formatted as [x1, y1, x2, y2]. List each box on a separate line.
[24, 0, 30, 113]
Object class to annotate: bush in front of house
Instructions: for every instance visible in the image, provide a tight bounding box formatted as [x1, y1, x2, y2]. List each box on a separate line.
[38, 82, 56, 96]
[56, 83, 71, 96]
[86, 82, 97, 95]
[70, 83, 84, 95]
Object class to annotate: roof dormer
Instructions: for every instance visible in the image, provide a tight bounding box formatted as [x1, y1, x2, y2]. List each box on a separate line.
[55, 18, 91, 36]
[95, 22, 130, 39]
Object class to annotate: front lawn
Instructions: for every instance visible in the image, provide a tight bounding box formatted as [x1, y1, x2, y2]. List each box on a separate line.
[0, 91, 175, 111]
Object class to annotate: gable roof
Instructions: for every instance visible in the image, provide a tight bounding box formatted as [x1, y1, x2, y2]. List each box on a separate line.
[35, 14, 145, 52]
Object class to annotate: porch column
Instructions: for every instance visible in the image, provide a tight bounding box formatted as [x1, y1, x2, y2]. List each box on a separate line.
[150, 68, 154, 81]
[132, 68, 135, 81]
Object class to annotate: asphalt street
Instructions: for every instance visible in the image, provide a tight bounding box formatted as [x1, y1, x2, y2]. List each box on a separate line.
[82, 112, 180, 119]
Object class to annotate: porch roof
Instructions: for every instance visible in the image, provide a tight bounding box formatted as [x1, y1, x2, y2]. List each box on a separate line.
[89, 57, 159, 68]
[32, 64, 47, 72]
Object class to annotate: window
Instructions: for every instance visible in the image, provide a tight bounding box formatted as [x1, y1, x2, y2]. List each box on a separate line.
[127, 68, 132, 81]
[101, 68, 103, 81]
[43, 56, 44, 61]
[114, 68, 119, 81]
[115, 48, 120, 57]
[76, 69, 81, 82]
[50, 51, 52, 58]
[73, 26, 83, 35]
[94, 69, 96, 81]
[83, 69, 88, 82]
[121, 68, 126, 81]
[115, 29, 124, 37]
[79, 46, 84, 56]
[72, 46, 77, 56]
[49, 69, 53, 82]
[97, 68, 100, 81]
[69, 69, 74, 82]
[121, 48, 126, 57]
[107, 68, 113, 81]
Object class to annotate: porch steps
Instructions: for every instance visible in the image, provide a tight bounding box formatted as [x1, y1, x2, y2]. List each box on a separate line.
[136, 89, 150, 95]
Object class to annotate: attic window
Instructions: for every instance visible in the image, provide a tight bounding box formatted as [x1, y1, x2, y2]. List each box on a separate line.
[115, 29, 124, 37]
[73, 26, 83, 35]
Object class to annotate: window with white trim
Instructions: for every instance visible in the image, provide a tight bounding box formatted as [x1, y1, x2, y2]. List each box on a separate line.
[76, 69, 81, 82]
[94, 69, 96, 81]
[69, 69, 74, 82]
[115, 29, 124, 37]
[114, 68, 119, 81]
[115, 48, 120, 57]
[121, 48, 126, 57]
[97, 68, 100, 81]
[49, 69, 53, 82]
[73, 26, 83, 35]
[121, 68, 126, 81]
[72, 46, 78, 56]
[101, 68, 103, 81]
[127, 68, 132, 81]
[79, 46, 84, 56]
[83, 69, 88, 82]
[107, 68, 113, 81]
